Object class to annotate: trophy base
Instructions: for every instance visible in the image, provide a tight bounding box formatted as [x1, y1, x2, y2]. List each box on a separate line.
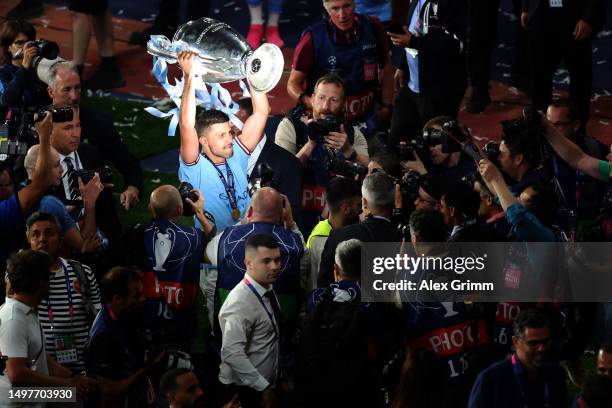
[246, 43, 284, 93]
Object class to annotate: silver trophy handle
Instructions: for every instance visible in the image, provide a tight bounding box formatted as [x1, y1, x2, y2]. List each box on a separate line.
[147, 35, 178, 64]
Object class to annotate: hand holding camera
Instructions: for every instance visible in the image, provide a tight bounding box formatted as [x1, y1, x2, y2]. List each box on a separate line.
[324, 123, 352, 155]
[184, 188, 205, 215]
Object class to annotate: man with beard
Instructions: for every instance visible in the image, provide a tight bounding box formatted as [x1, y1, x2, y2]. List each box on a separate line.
[84, 267, 166, 408]
[276, 73, 369, 233]
[468, 309, 568, 408]
[177, 51, 269, 233]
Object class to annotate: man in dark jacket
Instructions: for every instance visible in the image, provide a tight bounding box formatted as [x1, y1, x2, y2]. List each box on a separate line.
[520, 0, 605, 125]
[468, 309, 568, 408]
[318, 171, 401, 287]
[388, 0, 468, 145]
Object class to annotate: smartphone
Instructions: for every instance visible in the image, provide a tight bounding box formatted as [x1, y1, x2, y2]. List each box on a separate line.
[387, 22, 405, 35]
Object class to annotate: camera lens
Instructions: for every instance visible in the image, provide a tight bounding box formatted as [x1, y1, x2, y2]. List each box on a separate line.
[37, 40, 59, 60]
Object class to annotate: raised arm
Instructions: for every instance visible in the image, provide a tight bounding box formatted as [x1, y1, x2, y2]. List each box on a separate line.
[177, 51, 201, 164]
[542, 118, 607, 181]
[18, 113, 53, 213]
[239, 85, 270, 152]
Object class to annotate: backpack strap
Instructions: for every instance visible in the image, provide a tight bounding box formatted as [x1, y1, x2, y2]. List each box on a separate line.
[67, 259, 97, 320]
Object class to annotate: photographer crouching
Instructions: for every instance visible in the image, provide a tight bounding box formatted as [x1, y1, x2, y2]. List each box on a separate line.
[275, 74, 370, 234]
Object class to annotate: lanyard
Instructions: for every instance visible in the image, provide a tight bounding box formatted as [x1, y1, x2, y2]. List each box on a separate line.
[203, 154, 239, 213]
[46, 262, 74, 330]
[511, 354, 550, 408]
[243, 277, 278, 336]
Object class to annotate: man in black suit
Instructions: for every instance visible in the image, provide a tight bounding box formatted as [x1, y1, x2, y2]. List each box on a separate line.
[520, 0, 604, 125]
[49, 107, 122, 243]
[46, 62, 143, 210]
[441, 181, 494, 242]
[318, 171, 401, 287]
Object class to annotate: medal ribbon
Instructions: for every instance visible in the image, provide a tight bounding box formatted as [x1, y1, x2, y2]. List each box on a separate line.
[203, 155, 239, 216]
[46, 262, 74, 331]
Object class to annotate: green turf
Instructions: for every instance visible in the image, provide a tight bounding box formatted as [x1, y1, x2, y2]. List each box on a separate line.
[81, 94, 180, 160]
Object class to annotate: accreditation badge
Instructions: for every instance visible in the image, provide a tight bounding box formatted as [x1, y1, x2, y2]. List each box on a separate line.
[54, 334, 78, 364]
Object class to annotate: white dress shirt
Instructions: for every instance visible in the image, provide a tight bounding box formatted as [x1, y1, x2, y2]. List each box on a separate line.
[218, 273, 279, 392]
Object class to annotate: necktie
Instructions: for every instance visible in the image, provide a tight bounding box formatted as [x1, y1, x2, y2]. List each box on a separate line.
[63, 157, 80, 201]
[264, 290, 283, 328]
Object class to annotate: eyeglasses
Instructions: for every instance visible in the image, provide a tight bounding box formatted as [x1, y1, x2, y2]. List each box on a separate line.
[12, 40, 26, 46]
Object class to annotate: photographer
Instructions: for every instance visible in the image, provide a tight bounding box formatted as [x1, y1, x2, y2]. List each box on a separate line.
[48, 106, 122, 243]
[24, 143, 106, 255]
[276, 74, 369, 232]
[479, 158, 556, 242]
[401, 116, 477, 182]
[0, 20, 53, 137]
[47, 62, 143, 210]
[142, 185, 214, 344]
[441, 181, 494, 242]
[85, 266, 166, 408]
[0, 112, 55, 263]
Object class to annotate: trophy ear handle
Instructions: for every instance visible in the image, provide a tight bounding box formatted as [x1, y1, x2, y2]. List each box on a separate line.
[147, 35, 177, 63]
[246, 43, 284, 93]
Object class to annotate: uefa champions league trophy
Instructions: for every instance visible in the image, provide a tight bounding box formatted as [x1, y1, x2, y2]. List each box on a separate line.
[146, 17, 284, 93]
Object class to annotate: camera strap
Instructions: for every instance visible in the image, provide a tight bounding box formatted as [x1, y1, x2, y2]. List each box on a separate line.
[203, 154, 239, 220]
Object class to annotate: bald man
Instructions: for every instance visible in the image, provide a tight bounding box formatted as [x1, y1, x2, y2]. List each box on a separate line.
[24, 144, 103, 254]
[142, 184, 215, 342]
[205, 186, 306, 333]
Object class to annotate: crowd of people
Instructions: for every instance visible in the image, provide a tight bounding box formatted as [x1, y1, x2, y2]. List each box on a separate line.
[0, 0, 611, 407]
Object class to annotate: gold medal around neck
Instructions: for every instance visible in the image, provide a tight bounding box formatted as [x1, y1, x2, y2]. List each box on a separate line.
[232, 207, 240, 221]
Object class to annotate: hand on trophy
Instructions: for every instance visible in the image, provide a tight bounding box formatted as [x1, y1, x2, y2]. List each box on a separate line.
[178, 51, 198, 78]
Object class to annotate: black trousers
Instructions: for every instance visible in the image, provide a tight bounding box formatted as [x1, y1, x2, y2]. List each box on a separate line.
[528, 29, 593, 124]
[389, 86, 465, 146]
[225, 384, 263, 408]
[467, 0, 527, 97]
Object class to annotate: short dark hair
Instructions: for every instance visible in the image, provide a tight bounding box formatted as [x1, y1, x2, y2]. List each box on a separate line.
[409, 209, 448, 242]
[370, 150, 402, 179]
[513, 309, 549, 338]
[0, 20, 36, 48]
[334, 239, 363, 279]
[7, 250, 52, 294]
[100, 267, 142, 302]
[160, 368, 192, 397]
[237, 97, 253, 117]
[326, 177, 361, 214]
[26, 212, 61, 236]
[422, 115, 454, 133]
[245, 234, 279, 254]
[549, 98, 580, 123]
[313, 73, 345, 98]
[441, 181, 481, 220]
[195, 109, 230, 137]
[501, 117, 540, 164]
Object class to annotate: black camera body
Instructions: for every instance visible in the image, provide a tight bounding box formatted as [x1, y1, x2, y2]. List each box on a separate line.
[178, 181, 198, 216]
[397, 140, 425, 162]
[35, 106, 73, 123]
[325, 152, 368, 182]
[30, 39, 60, 60]
[248, 162, 275, 197]
[307, 116, 343, 143]
[75, 166, 113, 184]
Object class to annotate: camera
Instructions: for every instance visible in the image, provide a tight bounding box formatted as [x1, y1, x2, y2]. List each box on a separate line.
[0, 140, 28, 158]
[165, 349, 193, 370]
[29, 39, 60, 60]
[397, 139, 425, 161]
[178, 181, 198, 216]
[307, 116, 343, 143]
[324, 152, 368, 182]
[34, 106, 74, 123]
[248, 162, 275, 197]
[483, 141, 500, 165]
[75, 166, 113, 184]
